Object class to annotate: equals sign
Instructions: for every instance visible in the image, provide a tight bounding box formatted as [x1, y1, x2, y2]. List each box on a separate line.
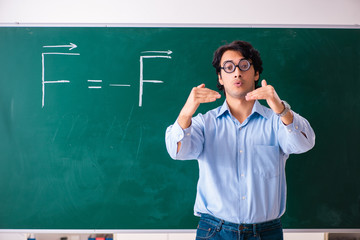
[88, 80, 102, 89]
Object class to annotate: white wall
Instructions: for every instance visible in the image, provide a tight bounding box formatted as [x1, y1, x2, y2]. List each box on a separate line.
[0, 0, 359, 26]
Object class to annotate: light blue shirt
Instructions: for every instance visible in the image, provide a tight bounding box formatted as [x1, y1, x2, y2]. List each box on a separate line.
[165, 100, 315, 224]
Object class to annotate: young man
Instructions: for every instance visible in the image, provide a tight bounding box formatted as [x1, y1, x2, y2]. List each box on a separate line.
[165, 41, 315, 240]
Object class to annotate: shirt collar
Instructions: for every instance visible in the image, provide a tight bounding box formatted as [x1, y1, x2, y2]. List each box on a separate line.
[252, 100, 271, 119]
[216, 100, 230, 118]
[216, 100, 271, 119]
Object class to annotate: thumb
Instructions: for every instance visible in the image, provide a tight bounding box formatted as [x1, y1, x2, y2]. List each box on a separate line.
[197, 83, 205, 88]
[261, 79, 267, 87]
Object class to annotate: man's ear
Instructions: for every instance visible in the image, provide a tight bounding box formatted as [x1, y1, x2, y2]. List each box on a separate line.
[255, 71, 260, 81]
[218, 73, 224, 85]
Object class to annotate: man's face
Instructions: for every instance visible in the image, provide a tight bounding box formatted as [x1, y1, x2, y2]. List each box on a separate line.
[218, 50, 259, 100]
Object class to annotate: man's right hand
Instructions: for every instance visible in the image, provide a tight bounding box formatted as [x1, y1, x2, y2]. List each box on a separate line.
[177, 84, 221, 129]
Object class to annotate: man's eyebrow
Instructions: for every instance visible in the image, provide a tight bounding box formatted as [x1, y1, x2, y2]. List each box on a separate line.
[222, 58, 246, 63]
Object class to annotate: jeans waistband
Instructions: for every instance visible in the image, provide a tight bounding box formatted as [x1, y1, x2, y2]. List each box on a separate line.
[200, 213, 282, 233]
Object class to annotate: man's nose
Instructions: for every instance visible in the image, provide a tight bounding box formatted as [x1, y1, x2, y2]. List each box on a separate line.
[234, 66, 242, 78]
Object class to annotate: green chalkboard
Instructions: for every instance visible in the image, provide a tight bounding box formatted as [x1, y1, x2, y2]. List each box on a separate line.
[0, 27, 359, 229]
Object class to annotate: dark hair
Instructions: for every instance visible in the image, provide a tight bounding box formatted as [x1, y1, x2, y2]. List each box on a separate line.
[212, 40, 263, 92]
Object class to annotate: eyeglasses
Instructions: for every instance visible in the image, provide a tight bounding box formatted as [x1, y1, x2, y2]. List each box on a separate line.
[220, 59, 252, 73]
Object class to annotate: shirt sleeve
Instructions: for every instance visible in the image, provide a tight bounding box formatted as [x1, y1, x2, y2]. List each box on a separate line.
[277, 111, 316, 155]
[165, 115, 204, 160]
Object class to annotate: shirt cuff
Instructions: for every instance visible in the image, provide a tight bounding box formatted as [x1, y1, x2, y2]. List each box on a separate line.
[173, 119, 192, 142]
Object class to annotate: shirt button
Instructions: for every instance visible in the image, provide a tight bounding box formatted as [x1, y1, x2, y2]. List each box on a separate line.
[240, 150, 243, 153]
[241, 173, 245, 177]
[186, 133, 191, 136]
[295, 126, 299, 130]
[288, 129, 292, 132]
[242, 196, 246, 200]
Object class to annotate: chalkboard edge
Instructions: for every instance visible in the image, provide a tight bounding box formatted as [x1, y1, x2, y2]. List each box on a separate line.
[0, 23, 359, 29]
[1, 229, 360, 233]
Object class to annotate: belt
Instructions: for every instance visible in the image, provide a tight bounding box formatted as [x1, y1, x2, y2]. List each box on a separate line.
[200, 213, 282, 233]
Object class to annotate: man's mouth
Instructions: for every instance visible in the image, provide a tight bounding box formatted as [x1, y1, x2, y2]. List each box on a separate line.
[234, 81, 243, 87]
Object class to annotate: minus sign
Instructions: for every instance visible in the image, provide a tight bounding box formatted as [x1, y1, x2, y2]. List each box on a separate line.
[88, 86, 102, 89]
[109, 84, 131, 87]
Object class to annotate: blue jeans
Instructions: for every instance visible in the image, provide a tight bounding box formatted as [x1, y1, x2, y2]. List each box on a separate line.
[196, 214, 283, 240]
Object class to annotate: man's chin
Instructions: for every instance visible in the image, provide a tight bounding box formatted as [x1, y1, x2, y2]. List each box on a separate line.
[229, 91, 250, 99]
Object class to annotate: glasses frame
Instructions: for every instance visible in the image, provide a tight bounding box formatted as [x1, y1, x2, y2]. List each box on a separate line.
[220, 58, 252, 73]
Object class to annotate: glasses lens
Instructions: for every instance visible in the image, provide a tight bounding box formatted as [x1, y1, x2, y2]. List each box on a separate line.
[239, 59, 251, 71]
[223, 61, 235, 73]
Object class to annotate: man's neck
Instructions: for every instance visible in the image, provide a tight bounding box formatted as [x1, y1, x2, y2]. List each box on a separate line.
[226, 97, 255, 124]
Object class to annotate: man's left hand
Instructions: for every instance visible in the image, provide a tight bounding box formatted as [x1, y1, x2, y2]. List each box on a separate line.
[245, 79, 294, 125]
[245, 79, 284, 114]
